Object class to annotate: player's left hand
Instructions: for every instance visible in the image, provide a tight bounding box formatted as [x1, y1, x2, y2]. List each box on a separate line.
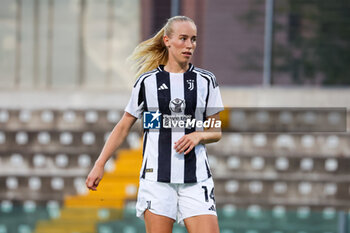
[174, 132, 201, 155]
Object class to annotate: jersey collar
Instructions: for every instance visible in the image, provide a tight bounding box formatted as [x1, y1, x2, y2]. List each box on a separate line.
[157, 63, 194, 73]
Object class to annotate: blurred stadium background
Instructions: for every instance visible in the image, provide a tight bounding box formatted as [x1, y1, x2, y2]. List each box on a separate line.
[1, 0, 350, 232]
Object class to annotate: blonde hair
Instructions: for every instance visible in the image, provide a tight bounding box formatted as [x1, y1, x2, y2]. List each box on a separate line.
[128, 16, 195, 78]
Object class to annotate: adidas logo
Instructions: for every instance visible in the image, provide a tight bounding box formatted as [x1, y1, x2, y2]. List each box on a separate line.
[208, 205, 216, 211]
[158, 83, 168, 90]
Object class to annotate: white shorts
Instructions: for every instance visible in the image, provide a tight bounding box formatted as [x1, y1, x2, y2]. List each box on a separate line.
[136, 177, 217, 224]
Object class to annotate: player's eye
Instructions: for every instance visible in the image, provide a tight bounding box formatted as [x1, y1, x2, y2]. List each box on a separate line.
[191, 37, 197, 43]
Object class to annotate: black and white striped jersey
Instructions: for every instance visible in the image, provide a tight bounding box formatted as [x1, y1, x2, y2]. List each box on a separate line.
[125, 64, 224, 183]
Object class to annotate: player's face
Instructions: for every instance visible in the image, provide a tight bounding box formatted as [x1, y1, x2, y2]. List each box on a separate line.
[164, 21, 197, 64]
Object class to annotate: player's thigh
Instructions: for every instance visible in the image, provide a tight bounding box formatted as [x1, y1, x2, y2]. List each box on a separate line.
[178, 177, 217, 224]
[144, 209, 175, 233]
[184, 214, 220, 233]
[136, 178, 178, 221]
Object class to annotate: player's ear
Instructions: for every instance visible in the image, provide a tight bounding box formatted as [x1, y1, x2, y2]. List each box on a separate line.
[163, 35, 170, 48]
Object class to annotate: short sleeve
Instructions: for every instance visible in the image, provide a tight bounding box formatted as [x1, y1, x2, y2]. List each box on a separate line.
[205, 75, 224, 117]
[124, 79, 144, 119]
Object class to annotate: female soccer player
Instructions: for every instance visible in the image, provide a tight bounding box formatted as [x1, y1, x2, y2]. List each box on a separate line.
[86, 16, 223, 233]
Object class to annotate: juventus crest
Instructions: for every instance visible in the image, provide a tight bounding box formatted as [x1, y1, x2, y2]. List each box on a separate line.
[187, 79, 194, 91]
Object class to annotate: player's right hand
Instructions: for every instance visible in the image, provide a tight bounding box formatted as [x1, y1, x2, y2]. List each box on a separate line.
[85, 164, 104, 191]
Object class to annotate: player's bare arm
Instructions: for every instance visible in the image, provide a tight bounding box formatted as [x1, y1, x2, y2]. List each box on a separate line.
[85, 112, 137, 190]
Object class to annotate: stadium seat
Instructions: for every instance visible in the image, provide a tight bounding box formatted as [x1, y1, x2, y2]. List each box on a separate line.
[41, 110, 54, 123]
[105, 158, 115, 172]
[323, 183, 337, 196]
[55, 154, 69, 168]
[328, 111, 341, 125]
[230, 110, 246, 129]
[1, 200, 13, 213]
[126, 132, 141, 149]
[298, 182, 312, 195]
[302, 111, 316, 125]
[46, 200, 61, 219]
[275, 134, 295, 149]
[247, 205, 263, 218]
[37, 132, 50, 145]
[85, 110, 99, 123]
[249, 181, 263, 194]
[272, 205, 286, 218]
[77, 154, 91, 168]
[255, 111, 270, 124]
[59, 132, 73, 145]
[23, 201, 36, 213]
[229, 133, 243, 147]
[225, 180, 239, 193]
[300, 135, 315, 148]
[28, 177, 42, 191]
[300, 158, 313, 171]
[251, 157, 265, 170]
[82, 132, 96, 145]
[6, 177, 18, 190]
[62, 110, 76, 123]
[16, 132, 28, 145]
[325, 159, 338, 172]
[253, 134, 267, 147]
[278, 111, 293, 124]
[273, 182, 288, 194]
[107, 110, 121, 123]
[0, 110, 9, 123]
[227, 156, 240, 170]
[208, 155, 218, 170]
[326, 135, 339, 149]
[275, 157, 289, 171]
[51, 178, 64, 191]
[296, 206, 311, 219]
[73, 178, 88, 195]
[33, 154, 46, 168]
[322, 207, 336, 220]
[19, 110, 32, 123]
[10, 153, 25, 167]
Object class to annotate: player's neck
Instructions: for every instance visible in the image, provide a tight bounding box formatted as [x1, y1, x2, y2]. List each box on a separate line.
[163, 61, 189, 74]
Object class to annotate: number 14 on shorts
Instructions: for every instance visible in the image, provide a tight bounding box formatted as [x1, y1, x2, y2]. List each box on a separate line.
[202, 186, 216, 212]
[202, 186, 215, 202]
